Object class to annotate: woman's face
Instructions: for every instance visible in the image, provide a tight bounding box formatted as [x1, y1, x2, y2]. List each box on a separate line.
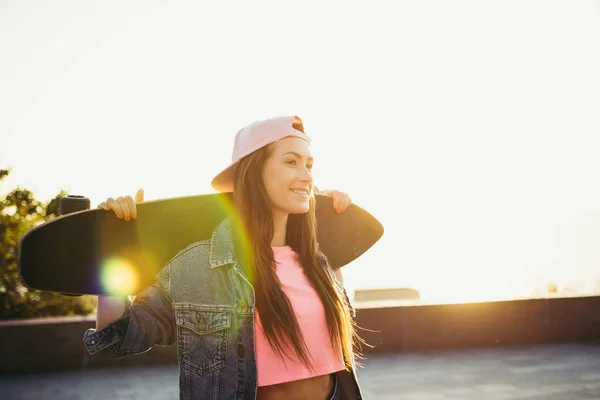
[261, 136, 314, 216]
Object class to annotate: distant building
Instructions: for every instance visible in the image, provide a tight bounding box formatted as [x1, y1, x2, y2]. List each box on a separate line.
[353, 287, 420, 302]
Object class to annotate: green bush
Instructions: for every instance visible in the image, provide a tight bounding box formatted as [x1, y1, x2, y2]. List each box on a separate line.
[0, 168, 97, 319]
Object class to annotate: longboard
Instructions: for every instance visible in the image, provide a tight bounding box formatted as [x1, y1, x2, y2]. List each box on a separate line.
[18, 193, 384, 296]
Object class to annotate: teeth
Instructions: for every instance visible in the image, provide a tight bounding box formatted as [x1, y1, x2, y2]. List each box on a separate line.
[291, 189, 308, 195]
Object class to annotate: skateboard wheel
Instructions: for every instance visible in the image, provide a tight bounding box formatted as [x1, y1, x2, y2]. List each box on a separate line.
[59, 195, 91, 216]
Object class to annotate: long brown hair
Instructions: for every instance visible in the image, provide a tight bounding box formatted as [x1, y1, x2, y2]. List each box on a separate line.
[231, 122, 363, 371]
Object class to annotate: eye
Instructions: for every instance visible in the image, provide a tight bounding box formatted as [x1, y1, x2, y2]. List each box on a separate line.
[286, 160, 297, 166]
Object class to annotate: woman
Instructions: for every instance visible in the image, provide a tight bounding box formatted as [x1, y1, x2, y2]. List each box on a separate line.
[84, 115, 365, 399]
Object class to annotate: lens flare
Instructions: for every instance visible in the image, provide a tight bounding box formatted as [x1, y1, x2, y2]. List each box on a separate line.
[100, 257, 138, 296]
[220, 194, 254, 285]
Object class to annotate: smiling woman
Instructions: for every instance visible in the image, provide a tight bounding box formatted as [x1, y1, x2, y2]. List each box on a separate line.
[84, 115, 365, 400]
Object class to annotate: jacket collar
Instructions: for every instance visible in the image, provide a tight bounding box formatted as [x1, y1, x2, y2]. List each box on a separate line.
[209, 218, 237, 268]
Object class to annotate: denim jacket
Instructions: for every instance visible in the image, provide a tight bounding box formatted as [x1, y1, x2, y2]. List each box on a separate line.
[83, 218, 363, 400]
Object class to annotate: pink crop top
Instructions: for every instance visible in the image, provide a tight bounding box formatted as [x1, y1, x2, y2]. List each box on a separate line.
[254, 245, 345, 387]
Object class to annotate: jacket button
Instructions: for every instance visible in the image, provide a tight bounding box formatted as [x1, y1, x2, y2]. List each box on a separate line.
[237, 299, 246, 307]
[237, 384, 246, 393]
[90, 340, 96, 345]
[237, 344, 244, 357]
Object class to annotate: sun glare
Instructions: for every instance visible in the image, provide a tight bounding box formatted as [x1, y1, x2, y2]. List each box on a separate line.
[100, 257, 139, 296]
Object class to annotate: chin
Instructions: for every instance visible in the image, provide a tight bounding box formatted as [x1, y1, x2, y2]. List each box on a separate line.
[287, 202, 310, 214]
[289, 208, 310, 215]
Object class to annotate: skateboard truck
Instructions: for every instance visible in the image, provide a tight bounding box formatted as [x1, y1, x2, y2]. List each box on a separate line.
[58, 195, 91, 297]
[59, 195, 91, 216]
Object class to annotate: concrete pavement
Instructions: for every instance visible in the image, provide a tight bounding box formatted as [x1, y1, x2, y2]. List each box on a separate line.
[2, 342, 599, 399]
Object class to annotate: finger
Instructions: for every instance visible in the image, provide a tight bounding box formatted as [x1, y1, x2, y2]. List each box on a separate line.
[106, 197, 122, 218]
[98, 201, 112, 210]
[117, 196, 132, 220]
[338, 196, 346, 212]
[106, 197, 123, 218]
[125, 195, 137, 219]
[340, 195, 351, 212]
[332, 191, 341, 213]
[135, 188, 144, 203]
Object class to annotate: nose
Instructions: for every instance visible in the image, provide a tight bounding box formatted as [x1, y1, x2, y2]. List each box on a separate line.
[299, 166, 313, 183]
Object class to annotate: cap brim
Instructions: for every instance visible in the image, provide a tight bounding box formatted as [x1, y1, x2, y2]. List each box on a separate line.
[211, 162, 238, 192]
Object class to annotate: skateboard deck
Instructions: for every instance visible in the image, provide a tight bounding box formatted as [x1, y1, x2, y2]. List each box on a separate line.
[18, 193, 384, 296]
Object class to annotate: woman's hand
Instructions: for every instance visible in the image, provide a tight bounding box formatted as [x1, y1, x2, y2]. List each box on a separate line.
[97, 188, 144, 221]
[319, 189, 352, 214]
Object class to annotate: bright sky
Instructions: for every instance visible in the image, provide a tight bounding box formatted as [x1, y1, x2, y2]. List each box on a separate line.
[2, 1, 600, 303]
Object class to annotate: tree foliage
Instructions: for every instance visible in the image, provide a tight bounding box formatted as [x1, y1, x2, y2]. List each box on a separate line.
[0, 168, 97, 319]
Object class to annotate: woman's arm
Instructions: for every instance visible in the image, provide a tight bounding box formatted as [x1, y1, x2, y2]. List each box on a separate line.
[95, 295, 128, 331]
[83, 268, 176, 359]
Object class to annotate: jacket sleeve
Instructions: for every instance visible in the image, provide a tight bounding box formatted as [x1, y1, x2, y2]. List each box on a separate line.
[82, 265, 176, 359]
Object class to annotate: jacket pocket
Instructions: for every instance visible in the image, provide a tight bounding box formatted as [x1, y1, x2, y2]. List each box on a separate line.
[174, 307, 231, 375]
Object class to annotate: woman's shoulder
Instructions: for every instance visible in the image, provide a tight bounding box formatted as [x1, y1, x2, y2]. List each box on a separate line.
[165, 238, 232, 304]
[167, 239, 212, 269]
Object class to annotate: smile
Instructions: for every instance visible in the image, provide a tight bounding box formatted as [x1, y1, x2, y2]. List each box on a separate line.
[290, 189, 309, 198]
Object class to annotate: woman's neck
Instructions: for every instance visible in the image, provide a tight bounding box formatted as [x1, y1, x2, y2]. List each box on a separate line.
[271, 209, 288, 247]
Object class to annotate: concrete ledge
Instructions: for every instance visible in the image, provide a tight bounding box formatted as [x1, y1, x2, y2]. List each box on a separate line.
[356, 295, 600, 353]
[1, 295, 599, 374]
[0, 315, 176, 375]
